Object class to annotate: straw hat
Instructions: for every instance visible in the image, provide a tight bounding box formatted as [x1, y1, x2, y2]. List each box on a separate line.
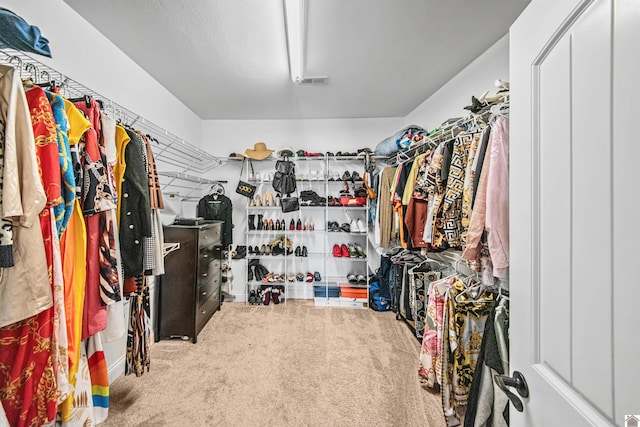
[243, 142, 274, 160]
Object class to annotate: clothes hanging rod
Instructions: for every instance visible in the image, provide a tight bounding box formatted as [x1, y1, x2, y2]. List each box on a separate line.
[0, 49, 222, 174]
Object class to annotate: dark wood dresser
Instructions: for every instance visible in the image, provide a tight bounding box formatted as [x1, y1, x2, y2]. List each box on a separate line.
[157, 222, 223, 343]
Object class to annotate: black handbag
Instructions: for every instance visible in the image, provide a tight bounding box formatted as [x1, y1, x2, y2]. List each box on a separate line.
[235, 157, 256, 198]
[280, 195, 299, 213]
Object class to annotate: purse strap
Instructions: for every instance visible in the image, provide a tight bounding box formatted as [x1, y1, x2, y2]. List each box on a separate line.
[239, 157, 255, 179]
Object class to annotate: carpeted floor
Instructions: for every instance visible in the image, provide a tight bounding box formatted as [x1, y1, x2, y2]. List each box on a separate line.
[102, 300, 445, 427]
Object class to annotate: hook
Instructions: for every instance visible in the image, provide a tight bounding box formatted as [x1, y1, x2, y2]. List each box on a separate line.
[39, 70, 50, 85]
[8, 56, 22, 78]
[23, 63, 37, 81]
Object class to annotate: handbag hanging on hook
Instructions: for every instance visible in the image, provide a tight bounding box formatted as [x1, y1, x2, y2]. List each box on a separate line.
[235, 157, 257, 198]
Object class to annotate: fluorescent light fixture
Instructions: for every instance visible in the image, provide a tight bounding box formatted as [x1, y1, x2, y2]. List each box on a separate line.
[283, 0, 306, 83]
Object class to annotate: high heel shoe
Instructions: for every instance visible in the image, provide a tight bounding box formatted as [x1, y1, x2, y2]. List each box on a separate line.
[289, 219, 295, 231]
[268, 218, 274, 230]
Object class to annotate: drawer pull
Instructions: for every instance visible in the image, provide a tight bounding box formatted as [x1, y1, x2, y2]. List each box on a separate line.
[202, 273, 208, 277]
[201, 310, 207, 315]
[201, 291, 207, 296]
[203, 254, 209, 258]
[203, 236, 208, 239]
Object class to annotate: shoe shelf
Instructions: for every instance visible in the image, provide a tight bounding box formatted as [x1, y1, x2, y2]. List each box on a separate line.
[242, 156, 372, 308]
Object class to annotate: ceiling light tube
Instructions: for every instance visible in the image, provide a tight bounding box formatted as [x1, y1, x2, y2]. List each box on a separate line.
[284, 0, 306, 84]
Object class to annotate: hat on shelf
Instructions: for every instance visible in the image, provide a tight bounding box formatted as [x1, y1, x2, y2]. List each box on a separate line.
[243, 142, 274, 160]
[277, 145, 295, 157]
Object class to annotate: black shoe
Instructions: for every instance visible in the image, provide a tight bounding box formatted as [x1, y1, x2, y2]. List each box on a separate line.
[248, 266, 254, 282]
[289, 219, 295, 230]
[296, 219, 302, 230]
[232, 245, 246, 259]
[295, 246, 301, 257]
[253, 245, 259, 255]
[351, 171, 361, 181]
[257, 214, 264, 230]
[301, 246, 308, 257]
[248, 214, 256, 230]
[341, 171, 352, 181]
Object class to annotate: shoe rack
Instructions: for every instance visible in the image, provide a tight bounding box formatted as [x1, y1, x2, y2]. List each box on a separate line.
[242, 156, 370, 308]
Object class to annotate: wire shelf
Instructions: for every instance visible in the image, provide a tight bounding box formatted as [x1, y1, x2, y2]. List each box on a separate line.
[0, 49, 221, 176]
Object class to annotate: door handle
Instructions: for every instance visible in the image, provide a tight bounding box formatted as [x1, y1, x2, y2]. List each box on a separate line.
[494, 371, 529, 412]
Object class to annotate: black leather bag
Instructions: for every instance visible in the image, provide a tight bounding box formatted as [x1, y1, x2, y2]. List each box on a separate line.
[235, 158, 256, 198]
[272, 158, 296, 195]
[280, 196, 300, 213]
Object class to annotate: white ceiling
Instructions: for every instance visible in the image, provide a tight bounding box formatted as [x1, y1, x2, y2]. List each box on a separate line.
[63, 0, 529, 120]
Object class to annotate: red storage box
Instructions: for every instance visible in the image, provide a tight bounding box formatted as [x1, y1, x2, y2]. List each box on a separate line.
[339, 285, 368, 299]
[339, 197, 367, 206]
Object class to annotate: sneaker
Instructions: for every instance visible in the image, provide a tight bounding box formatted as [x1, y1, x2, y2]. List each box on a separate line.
[341, 171, 352, 181]
[314, 272, 321, 282]
[332, 244, 342, 257]
[356, 219, 367, 233]
[353, 243, 366, 258]
[296, 272, 304, 282]
[351, 171, 362, 181]
[350, 219, 359, 233]
[347, 243, 357, 258]
[305, 272, 314, 283]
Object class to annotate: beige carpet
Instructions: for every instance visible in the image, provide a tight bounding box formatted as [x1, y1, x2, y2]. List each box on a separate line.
[102, 300, 445, 427]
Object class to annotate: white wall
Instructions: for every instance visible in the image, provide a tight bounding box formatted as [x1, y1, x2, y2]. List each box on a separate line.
[3, 0, 202, 147]
[201, 117, 405, 157]
[405, 34, 509, 131]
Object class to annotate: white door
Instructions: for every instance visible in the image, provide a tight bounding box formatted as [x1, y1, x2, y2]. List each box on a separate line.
[510, 0, 640, 425]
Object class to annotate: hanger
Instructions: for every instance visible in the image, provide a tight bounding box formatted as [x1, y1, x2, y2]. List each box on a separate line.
[210, 182, 225, 197]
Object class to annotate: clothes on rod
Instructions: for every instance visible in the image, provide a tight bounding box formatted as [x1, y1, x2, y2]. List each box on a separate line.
[0, 56, 166, 426]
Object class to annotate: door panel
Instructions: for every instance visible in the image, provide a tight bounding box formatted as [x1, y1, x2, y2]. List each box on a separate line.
[569, 0, 612, 414]
[612, 0, 640, 422]
[538, 35, 572, 383]
[510, 0, 630, 425]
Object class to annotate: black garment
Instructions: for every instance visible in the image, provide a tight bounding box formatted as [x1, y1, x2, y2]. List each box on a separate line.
[440, 138, 455, 188]
[471, 126, 492, 210]
[197, 194, 233, 247]
[120, 130, 152, 278]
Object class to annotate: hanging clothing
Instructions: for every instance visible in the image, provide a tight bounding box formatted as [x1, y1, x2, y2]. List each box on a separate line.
[418, 276, 454, 388]
[441, 280, 496, 426]
[46, 90, 76, 235]
[0, 64, 50, 328]
[462, 133, 493, 263]
[125, 275, 151, 377]
[378, 167, 397, 248]
[120, 129, 152, 280]
[485, 117, 509, 279]
[464, 297, 510, 427]
[197, 193, 233, 247]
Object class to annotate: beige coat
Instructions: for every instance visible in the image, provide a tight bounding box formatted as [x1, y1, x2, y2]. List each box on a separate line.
[0, 65, 51, 327]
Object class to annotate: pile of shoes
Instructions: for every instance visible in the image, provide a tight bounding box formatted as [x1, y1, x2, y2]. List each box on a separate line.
[247, 259, 270, 282]
[249, 193, 281, 207]
[300, 190, 326, 206]
[268, 235, 294, 256]
[259, 284, 285, 305]
[332, 243, 366, 258]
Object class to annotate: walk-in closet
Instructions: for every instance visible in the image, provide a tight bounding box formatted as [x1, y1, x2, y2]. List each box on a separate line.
[0, 0, 636, 426]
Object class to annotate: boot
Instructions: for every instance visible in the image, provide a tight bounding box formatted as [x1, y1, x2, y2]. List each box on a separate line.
[247, 265, 254, 282]
[257, 214, 264, 230]
[248, 214, 256, 230]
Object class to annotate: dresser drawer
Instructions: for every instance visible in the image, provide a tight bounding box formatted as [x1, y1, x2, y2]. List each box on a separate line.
[199, 223, 222, 247]
[196, 291, 219, 330]
[198, 259, 219, 285]
[198, 275, 219, 305]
